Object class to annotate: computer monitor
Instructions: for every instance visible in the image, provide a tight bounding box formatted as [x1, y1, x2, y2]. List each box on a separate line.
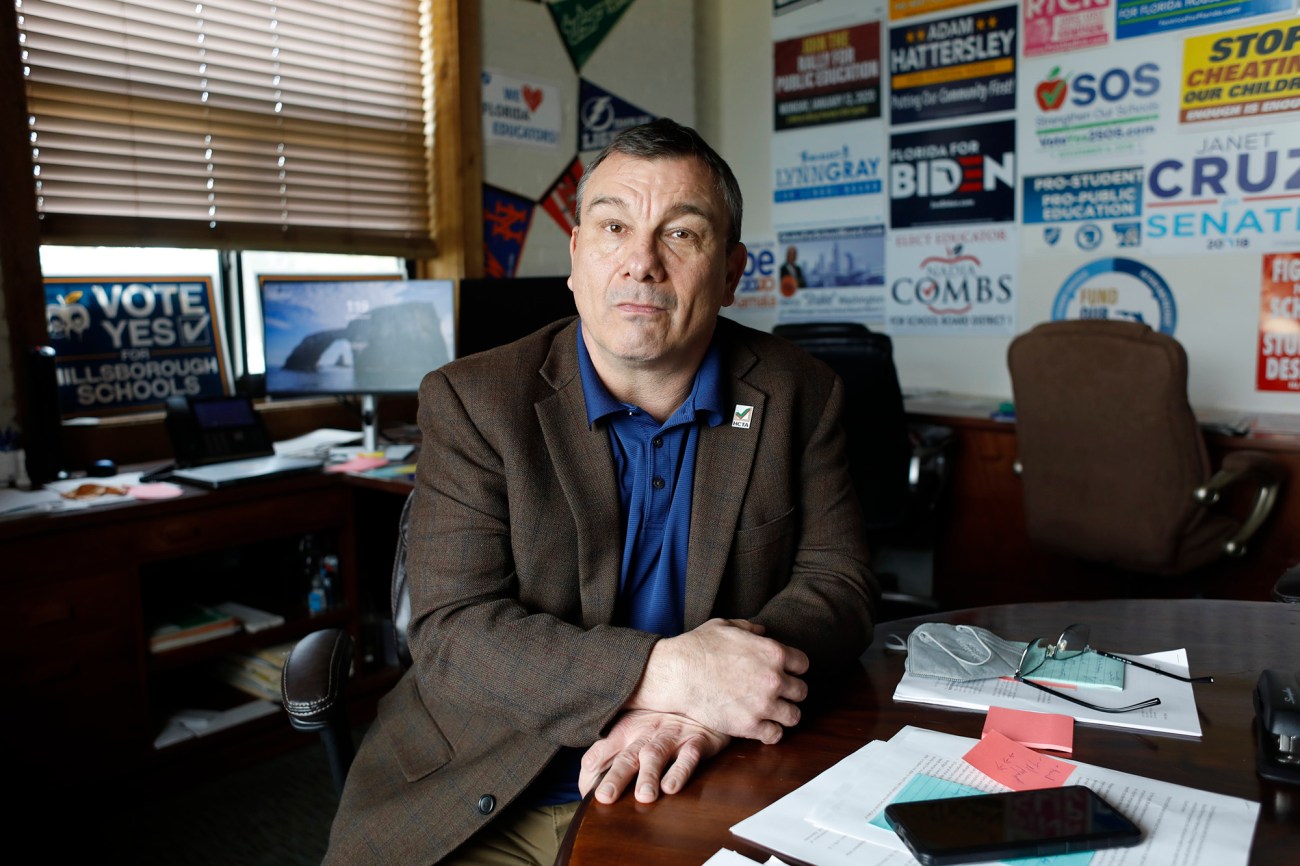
[457, 276, 576, 357]
[260, 277, 455, 450]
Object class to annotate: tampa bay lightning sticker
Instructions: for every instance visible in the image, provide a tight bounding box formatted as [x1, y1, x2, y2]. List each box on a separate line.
[1051, 257, 1177, 335]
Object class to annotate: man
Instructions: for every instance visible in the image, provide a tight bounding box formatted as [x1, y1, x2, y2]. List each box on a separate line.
[325, 119, 875, 865]
[779, 245, 806, 293]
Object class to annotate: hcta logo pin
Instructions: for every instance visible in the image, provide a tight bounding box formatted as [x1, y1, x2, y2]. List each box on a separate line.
[732, 405, 753, 429]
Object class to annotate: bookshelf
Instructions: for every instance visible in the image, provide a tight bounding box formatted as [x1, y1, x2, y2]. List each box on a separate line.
[2, 471, 404, 797]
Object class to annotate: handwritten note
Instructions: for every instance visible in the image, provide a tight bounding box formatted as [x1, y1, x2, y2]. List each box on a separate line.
[964, 729, 1077, 791]
[984, 705, 1074, 754]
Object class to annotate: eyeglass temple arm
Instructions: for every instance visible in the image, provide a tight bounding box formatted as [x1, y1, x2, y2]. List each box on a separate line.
[1015, 676, 1162, 714]
[1095, 649, 1215, 684]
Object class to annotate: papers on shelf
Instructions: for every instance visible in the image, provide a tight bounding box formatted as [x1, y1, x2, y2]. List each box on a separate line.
[894, 648, 1203, 737]
[731, 726, 1259, 866]
[153, 700, 280, 749]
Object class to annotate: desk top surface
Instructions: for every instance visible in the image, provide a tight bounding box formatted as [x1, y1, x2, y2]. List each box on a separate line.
[561, 599, 1300, 866]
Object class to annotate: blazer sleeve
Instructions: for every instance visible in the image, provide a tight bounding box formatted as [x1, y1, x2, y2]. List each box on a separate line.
[401, 367, 659, 749]
[747, 371, 878, 672]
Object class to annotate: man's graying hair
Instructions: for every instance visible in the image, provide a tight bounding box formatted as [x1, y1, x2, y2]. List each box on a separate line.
[574, 118, 744, 249]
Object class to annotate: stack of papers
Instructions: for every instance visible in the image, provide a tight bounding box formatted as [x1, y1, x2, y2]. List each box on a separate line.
[895, 648, 1203, 737]
[731, 726, 1259, 866]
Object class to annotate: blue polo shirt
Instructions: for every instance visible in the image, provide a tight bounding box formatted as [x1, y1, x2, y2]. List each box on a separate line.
[527, 324, 727, 805]
[577, 325, 727, 635]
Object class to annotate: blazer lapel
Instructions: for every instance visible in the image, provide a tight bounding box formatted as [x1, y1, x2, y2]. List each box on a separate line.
[535, 324, 623, 628]
[684, 337, 763, 629]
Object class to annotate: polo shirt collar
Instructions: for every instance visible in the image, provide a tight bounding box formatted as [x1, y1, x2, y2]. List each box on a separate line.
[576, 323, 727, 430]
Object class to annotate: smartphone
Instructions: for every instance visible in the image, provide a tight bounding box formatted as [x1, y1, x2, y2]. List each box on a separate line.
[884, 786, 1143, 865]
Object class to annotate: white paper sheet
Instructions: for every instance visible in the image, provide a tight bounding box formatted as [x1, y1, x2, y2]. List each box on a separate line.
[893, 649, 1204, 737]
[731, 727, 1258, 866]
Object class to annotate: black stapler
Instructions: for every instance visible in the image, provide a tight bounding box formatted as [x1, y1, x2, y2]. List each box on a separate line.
[1254, 669, 1300, 785]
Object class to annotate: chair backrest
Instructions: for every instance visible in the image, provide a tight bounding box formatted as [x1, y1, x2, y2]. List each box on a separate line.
[773, 322, 912, 530]
[1007, 320, 1219, 573]
[390, 491, 414, 669]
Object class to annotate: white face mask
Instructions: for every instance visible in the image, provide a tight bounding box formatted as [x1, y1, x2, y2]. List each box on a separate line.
[903, 623, 1026, 681]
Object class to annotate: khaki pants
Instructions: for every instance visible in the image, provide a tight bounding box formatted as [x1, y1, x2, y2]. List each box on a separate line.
[441, 801, 580, 866]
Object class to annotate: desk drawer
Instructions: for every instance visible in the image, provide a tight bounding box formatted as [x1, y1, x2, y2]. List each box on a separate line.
[136, 489, 347, 558]
[3, 569, 135, 648]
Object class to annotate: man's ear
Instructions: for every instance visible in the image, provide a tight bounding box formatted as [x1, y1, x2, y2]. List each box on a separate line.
[721, 242, 747, 308]
[568, 226, 580, 292]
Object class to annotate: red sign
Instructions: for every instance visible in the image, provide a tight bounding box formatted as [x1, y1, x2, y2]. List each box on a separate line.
[1256, 253, 1300, 392]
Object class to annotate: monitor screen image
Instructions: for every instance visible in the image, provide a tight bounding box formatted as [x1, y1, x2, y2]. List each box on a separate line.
[260, 278, 455, 396]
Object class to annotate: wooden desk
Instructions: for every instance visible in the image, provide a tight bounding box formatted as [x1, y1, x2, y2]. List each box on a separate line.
[905, 398, 1300, 607]
[1, 470, 409, 803]
[560, 599, 1299, 865]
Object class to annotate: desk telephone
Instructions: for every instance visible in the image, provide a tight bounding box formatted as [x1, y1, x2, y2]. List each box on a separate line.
[1254, 669, 1300, 785]
[162, 395, 275, 467]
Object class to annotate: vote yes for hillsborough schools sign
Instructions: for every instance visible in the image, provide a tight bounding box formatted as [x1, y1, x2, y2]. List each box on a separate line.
[44, 277, 229, 416]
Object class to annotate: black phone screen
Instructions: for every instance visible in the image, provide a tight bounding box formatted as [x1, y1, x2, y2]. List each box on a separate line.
[884, 786, 1142, 866]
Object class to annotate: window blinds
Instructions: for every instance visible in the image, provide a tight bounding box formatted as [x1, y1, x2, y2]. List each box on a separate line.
[17, 0, 434, 255]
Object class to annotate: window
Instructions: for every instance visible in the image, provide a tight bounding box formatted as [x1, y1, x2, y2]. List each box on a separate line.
[18, 0, 435, 257]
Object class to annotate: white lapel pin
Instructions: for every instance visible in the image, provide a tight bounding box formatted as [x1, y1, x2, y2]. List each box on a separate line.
[732, 404, 754, 429]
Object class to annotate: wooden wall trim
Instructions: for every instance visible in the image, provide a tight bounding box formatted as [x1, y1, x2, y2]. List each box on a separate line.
[1, 7, 47, 431]
[424, 0, 483, 282]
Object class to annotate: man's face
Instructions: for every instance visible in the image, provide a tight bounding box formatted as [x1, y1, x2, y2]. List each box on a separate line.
[568, 152, 746, 374]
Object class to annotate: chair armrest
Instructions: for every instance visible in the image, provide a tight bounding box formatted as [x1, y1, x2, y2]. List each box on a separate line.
[1194, 450, 1285, 556]
[281, 628, 354, 732]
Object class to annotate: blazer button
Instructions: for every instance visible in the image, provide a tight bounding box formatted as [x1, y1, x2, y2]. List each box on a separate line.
[477, 794, 496, 815]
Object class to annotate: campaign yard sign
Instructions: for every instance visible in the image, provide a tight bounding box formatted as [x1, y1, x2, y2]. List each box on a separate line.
[44, 277, 228, 416]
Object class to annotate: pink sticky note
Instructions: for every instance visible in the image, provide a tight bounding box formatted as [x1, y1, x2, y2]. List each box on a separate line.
[128, 482, 185, 500]
[325, 456, 389, 474]
[983, 705, 1074, 754]
[964, 729, 1077, 791]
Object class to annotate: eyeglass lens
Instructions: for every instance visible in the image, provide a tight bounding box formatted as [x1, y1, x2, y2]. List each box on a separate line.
[1017, 638, 1049, 678]
[1015, 629, 1166, 713]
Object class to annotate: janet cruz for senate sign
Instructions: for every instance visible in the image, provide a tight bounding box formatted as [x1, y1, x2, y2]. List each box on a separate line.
[44, 277, 228, 416]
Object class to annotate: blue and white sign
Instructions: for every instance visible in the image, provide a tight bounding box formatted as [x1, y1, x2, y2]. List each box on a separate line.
[1051, 257, 1177, 334]
[482, 69, 563, 150]
[1116, 0, 1292, 41]
[1143, 127, 1300, 254]
[773, 123, 886, 228]
[1024, 167, 1145, 255]
[578, 79, 656, 153]
[44, 277, 227, 415]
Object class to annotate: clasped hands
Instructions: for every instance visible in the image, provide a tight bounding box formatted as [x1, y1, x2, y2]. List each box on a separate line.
[579, 618, 809, 805]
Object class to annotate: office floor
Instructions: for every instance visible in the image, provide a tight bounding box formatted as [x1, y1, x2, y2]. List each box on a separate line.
[88, 735, 344, 865]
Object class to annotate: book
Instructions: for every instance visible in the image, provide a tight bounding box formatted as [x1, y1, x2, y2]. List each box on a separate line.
[214, 641, 296, 702]
[149, 602, 242, 654]
[213, 601, 286, 633]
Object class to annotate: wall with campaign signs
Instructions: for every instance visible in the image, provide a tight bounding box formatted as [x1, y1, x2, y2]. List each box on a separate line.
[708, 0, 1300, 416]
[479, 0, 694, 280]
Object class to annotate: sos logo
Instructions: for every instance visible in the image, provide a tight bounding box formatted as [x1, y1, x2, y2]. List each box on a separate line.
[1035, 63, 1160, 111]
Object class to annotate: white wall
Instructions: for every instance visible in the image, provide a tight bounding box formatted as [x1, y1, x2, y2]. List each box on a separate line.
[481, 0, 695, 277]
[700, 0, 1300, 416]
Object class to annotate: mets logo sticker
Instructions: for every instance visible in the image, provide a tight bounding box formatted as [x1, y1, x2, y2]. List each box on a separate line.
[1051, 258, 1177, 335]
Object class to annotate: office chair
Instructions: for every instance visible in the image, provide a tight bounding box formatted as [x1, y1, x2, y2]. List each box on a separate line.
[1007, 320, 1283, 576]
[772, 322, 952, 614]
[281, 492, 414, 793]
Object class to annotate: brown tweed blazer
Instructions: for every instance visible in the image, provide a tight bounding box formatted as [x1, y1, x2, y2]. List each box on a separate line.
[325, 316, 875, 864]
